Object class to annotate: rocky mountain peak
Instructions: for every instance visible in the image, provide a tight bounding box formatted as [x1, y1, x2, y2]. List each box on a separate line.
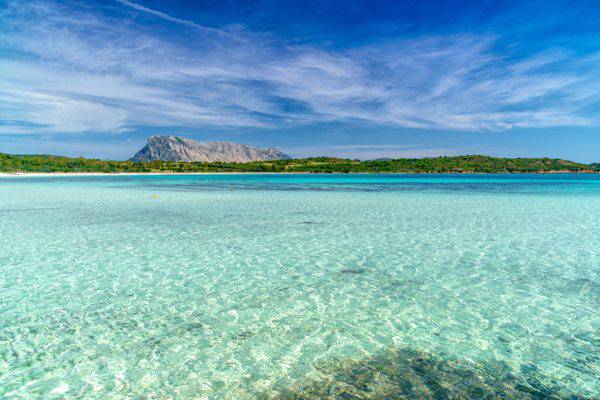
[131, 135, 289, 163]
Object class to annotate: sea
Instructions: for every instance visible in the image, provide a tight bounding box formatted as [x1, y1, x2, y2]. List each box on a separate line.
[1, 173, 598, 399]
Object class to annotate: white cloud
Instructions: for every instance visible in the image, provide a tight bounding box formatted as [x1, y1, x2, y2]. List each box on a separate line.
[0, 90, 127, 133]
[114, 0, 213, 31]
[0, 0, 599, 136]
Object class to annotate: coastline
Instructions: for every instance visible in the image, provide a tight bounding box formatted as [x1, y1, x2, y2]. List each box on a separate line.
[0, 172, 268, 177]
[0, 170, 597, 177]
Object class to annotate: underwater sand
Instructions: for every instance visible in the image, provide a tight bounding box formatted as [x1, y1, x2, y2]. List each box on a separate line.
[0, 174, 598, 399]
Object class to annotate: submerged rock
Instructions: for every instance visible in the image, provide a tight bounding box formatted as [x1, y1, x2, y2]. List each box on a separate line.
[339, 268, 367, 275]
[261, 347, 594, 399]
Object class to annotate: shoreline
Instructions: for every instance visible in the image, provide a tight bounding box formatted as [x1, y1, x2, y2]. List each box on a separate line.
[0, 172, 270, 177]
[0, 170, 597, 177]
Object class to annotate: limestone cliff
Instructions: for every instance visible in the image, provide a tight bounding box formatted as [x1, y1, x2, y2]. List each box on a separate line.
[131, 135, 289, 163]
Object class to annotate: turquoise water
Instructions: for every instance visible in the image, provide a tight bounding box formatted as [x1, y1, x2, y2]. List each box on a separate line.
[0, 174, 598, 399]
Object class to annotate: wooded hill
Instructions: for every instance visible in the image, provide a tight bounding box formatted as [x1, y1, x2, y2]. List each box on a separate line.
[1, 153, 597, 174]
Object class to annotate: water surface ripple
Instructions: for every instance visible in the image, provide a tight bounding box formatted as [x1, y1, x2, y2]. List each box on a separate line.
[0, 174, 598, 399]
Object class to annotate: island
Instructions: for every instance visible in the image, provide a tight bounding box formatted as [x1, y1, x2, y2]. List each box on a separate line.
[1, 153, 597, 174]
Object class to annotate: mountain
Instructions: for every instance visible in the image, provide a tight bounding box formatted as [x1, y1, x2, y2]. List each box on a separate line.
[131, 135, 289, 163]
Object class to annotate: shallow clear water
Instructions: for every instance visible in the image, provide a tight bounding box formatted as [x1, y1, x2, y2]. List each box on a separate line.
[0, 174, 598, 399]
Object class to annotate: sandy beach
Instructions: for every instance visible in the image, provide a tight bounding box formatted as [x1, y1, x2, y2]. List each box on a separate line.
[0, 172, 282, 177]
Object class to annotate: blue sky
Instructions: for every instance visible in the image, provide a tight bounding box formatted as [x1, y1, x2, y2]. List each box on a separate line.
[1, 0, 599, 161]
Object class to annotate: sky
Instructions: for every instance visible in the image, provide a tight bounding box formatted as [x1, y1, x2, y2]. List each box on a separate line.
[0, 0, 599, 162]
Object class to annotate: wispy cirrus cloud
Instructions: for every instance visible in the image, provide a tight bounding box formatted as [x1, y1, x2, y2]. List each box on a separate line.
[0, 0, 599, 137]
[114, 0, 209, 30]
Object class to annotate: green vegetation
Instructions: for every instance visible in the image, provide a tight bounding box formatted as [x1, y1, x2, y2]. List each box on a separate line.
[0, 153, 596, 174]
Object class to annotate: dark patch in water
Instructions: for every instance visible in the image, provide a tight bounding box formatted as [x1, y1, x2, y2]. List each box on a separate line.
[384, 278, 424, 288]
[381, 278, 426, 298]
[298, 221, 318, 225]
[562, 277, 599, 300]
[339, 268, 366, 275]
[260, 347, 593, 399]
[185, 322, 209, 332]
[232, 328, 256, 341]
[144, 336, 163, 347]
[497, 335, 510, 343]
